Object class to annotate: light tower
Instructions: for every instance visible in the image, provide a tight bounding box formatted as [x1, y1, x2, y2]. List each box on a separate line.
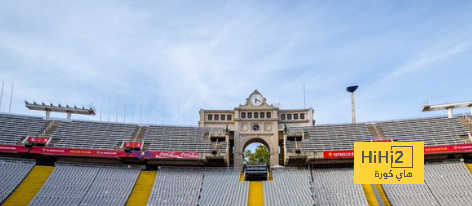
[347, 85, 358, 124]
[25, 101, 95, 121]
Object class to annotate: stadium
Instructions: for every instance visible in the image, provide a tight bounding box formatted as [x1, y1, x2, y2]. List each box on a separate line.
[0, 90, 471, 206]
[2, 1, 472, 206]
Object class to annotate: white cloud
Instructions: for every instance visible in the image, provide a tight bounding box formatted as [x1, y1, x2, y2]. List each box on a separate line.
[1, 0, 472, 125]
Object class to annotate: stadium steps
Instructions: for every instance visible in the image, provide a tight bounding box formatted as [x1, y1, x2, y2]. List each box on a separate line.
[125, 171, 157, 206]
[40, 120, 61, 137]
[362, 184, 381, 206]
[374, 185, 391, 206]
[248, 181, 264, 206]
[458, 117, 472, 134]
[466, 164, 472, 175]
[368, 124, 385, 140]
[2, 165, 54, 206]
[132, 126, 148, 141]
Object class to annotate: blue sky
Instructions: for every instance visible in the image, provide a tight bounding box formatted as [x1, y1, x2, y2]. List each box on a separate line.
[1, 0, 472, 128]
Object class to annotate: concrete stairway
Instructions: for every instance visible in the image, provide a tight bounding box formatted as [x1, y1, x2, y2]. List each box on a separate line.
[362, 184, 391, 206]
[368, 124, 385, 141]
[2, 166, 54, 206]
[362, 184, 380, 206]
[125, 171, 157, 206]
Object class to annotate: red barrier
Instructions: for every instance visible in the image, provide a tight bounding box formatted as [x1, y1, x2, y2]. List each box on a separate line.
[29, 147, 126, 158]
[123, 142, 143, 148]
[372, 140, 392, 142]
[28, 137, 50, 144]
[322, 143, 472, 159]
[150, 151, 199, 159]
[0, 145, 26, 153]
[0, 144, 200, 159]
[323, 150, 354, 159]
[424, 144, 472, 154]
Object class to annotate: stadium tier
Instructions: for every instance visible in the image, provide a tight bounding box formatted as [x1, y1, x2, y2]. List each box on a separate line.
[0, 114, 50, 145]
[0, 158, 471, 205]
[311, 168, 368, 206]
[378, 117, 469, 146]
[52, 121, 138, 150]
[147, 168, 203, 206]
[382, 162, 472, 206]
[263, 168, 314, 206]
[145, 126, 211, 152]
[28, 162, 139, 206]
[0, 158, 35, 203]
[199, 169, 249, 206]
[300, 124, 373, 151]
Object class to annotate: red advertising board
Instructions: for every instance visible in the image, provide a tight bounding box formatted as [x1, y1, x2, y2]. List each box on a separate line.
[28, 137, 50, 144]
[372, 140, 392, 142]
[0, 145, 27, 153]
[424, 144, 472, 154]
[323, 150, 354, 159]
[0, 144, 200, 160]
[150, 151, 199, 159]
[28, 147, 126, 158]
[123, 142, 143, 148]
[323, 143, 472, 159]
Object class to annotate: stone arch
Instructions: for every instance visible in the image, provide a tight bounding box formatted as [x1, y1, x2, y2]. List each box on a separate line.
[242, 137, 271, 152]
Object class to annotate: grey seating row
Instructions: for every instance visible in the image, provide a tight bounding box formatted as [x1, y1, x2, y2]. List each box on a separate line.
[379, 117, 468, 146]
[199, 169, 248, 206]
[52, 121, 138, 150]
[28, 162, 139, 206]
[311, 167, 368, 206]
[264, 168, 314, 206]
[144, 126, 213, 153]
[382, 162, 472, 206]
[0, 158, 35, 204]
[299, 124, 373, 151]
[0, 113, 49, 145]
[147, 168, 204, 206]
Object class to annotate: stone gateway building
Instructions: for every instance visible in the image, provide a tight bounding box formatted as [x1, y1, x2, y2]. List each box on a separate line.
[199, 90, 314, 167]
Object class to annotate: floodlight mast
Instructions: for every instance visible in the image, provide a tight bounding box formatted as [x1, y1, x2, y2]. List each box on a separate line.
[25, 101, 95, 122]
[422, 100, 472, 118]
[347, 86, 358, 124]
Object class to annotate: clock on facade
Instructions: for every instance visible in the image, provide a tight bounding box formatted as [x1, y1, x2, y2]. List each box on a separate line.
[249, 93, 263, 107]
[252, 124, 260, 131]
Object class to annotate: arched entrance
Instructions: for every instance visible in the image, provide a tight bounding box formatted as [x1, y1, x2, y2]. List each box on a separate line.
[242, 138, 270, 166]
[234, 134, 280, 168]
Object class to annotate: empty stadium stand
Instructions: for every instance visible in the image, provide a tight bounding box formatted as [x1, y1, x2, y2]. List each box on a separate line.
[263, 168, 314, 206]
[144, 126, 212, 153]
[147, 168, 203, 206]
[0, 114, 49, 145]
[52, 121, 138, 150]
[0, 158, 35, 204]
[424, 162, 472, 206]
[3, 165, 54, 206]
[199, 169, 249, 206]
[382, 162, 472, 206]
[311, 167, 369, 206]
[28, 162, 139, 206]
[379, 117, 469, 146]
[299, 124, 373, 151]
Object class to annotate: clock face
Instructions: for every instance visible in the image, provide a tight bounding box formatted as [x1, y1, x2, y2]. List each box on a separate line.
[249, 94, 263, 106]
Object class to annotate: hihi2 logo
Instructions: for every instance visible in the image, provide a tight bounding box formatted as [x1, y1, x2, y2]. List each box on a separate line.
[354, 142, 424, 184]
